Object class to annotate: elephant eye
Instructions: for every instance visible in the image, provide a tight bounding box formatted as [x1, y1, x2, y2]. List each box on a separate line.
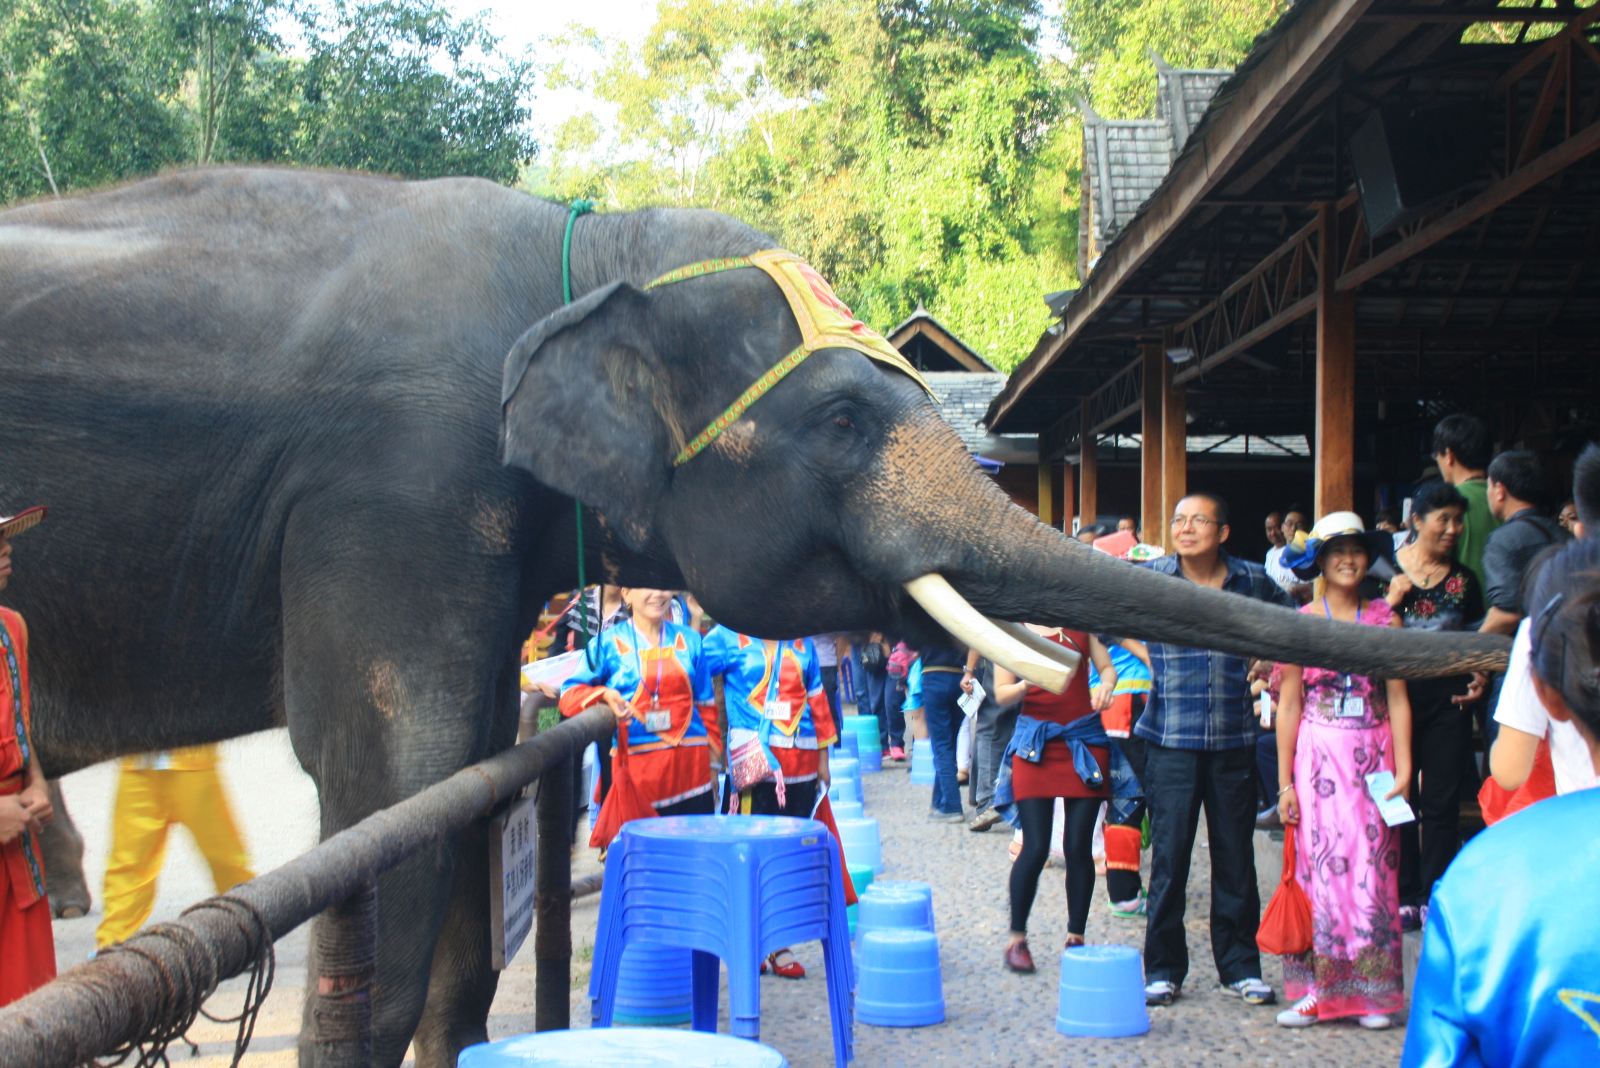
[834, 415, 854, 430]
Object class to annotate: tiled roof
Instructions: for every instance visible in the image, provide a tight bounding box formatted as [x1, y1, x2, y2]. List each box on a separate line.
[923, 371, 1010, 453]
[1080, 56, 1231, 273]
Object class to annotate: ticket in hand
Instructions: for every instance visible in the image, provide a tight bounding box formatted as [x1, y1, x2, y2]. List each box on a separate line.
[1364, 770, 1416, 827]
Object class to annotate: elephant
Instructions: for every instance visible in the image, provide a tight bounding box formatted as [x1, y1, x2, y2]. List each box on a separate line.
[0, 167, 1508, 1065]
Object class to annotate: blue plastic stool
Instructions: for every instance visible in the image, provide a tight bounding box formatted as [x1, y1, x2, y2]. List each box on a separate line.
[589, 816, 854, 1067]
[835, 816, 882, 874]
[855, 886, 935, 939]
[460, 1028, 788, 1066]
[1055, 945, 1150, 1038]
[855, 929, 945, 1027]
[909, 741, 935, 785]
[830, 756, 860, 784]
[869, 880, 934, 930]
[841, 732, 860, 761]
[830, 799, 864, 821]
[830, 775, 863, 804]
[612, 943, 691, 1026]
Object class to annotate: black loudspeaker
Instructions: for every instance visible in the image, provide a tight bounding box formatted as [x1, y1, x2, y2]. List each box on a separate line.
[1349, 102, 1482, 236]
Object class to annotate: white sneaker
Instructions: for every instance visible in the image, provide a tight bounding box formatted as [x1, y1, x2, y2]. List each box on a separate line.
[1276, 994, 1319, 1028]
[1358, 1014, 1393, 1030]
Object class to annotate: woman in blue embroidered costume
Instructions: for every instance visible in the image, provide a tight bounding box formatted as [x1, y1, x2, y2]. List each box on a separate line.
[703, 626, 837, 978]
[1403, 536, 1600, 1068]
[560, 588, 719, 819]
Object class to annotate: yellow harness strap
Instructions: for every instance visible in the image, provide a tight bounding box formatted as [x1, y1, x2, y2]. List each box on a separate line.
[645, 249, 931, 466]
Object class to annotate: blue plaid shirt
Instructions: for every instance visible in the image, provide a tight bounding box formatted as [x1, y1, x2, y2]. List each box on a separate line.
[1133, 552, 1295, 751]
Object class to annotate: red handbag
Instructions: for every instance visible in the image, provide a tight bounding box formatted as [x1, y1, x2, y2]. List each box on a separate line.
[588, 730, 658, 849]
[1256, 827, 1313, 956]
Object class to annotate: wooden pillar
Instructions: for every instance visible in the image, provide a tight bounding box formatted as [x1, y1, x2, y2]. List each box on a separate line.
[1316, 201, 1356, 517]
[1080, 408, 1098, 530]
[1061, 461, 1075, 534]
[1160, 352, 1187, 547]
[1035, 461, 1054, 526]
[1140, 343, 1165, 546]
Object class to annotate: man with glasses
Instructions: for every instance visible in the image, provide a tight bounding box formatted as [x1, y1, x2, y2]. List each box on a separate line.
[1132, 494, 1296, 1009]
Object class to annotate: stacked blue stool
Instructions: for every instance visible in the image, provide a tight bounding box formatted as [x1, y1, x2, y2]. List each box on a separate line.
[841, 731, 860, 761]
[588, 815, 854, 1067]
[856, 929, 945, 1027]
[612, 944, 691, 1025]
[909, 741, 935, 784]
[460, 1028, 787, 1066]
[853, 883, 935, 947]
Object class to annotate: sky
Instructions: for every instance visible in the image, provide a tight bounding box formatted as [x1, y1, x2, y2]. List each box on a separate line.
[450, 0, 657, 144]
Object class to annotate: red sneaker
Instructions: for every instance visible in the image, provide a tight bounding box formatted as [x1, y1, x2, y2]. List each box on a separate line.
[888, 746, 907, 761]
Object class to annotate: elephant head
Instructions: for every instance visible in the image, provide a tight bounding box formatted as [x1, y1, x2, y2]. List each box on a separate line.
[500, 235, 1508, 684]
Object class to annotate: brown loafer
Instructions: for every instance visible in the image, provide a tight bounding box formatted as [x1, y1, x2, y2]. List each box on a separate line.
[1004, 940, 1036, 974]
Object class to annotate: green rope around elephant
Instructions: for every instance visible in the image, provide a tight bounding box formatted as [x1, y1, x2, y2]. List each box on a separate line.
[563, 198, 596, 645]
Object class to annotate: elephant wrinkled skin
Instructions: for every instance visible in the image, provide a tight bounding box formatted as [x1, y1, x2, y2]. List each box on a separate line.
[0, 168, 1508, 1065]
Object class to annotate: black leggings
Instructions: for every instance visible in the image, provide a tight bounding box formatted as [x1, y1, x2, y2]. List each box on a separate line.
[1009, 796, 1100, 937]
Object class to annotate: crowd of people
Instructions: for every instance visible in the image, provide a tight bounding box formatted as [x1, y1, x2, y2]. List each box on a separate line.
[6, 413, 1599, 1068]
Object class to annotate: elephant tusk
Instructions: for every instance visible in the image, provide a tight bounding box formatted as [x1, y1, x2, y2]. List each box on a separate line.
[903, 574, 1074, 694]
[990, 618, 1084, 677]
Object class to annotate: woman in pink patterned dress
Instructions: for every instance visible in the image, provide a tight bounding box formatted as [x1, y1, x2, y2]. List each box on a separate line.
[1274, 513, 1414, 1030]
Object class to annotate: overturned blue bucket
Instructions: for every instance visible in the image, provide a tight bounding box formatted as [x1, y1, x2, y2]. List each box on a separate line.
[909, 742, 935, 785]
[855, 928, 945, 1027]
[1055, 944, 1150, 1038]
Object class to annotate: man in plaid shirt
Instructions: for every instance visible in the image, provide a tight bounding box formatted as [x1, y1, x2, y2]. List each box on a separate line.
[1134, 493, 1295, 1008]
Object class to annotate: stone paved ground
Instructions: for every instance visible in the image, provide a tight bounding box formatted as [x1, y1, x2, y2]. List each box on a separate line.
[50, 730, 1408, 1065]
[518, 752, 1409, 1068]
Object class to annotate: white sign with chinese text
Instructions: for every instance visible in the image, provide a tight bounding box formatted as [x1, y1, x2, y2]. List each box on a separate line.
[489, 796, 536, 970]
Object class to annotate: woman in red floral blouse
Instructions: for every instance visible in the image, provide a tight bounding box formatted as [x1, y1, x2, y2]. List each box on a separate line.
[1379, 481, 1484, 928]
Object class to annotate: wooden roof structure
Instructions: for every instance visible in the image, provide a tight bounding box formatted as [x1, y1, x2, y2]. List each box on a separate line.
[886, 307, 997, 372]
[988, 0, 1600, 483]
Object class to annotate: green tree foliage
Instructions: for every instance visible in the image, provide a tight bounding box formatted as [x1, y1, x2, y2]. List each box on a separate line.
[0, 0, 536, 203]
[535, 0, 1074, 370]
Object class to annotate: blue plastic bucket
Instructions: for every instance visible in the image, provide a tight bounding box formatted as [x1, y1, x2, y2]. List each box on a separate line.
[1054, 944, 1150, 1038]
[836, 817, 882, 874]
[909, 742, 935, 785]
[611, 943, 691, 1026]
[855, 928, 944, 1027]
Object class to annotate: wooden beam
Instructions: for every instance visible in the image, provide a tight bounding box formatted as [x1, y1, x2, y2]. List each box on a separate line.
[987, 0, 1377, 429]
[1080, 415, 1099, 529]
[1161, 347, 1188, 547]
[1338, 118, 1600, 292]
[1036, 461, 1054, 527]
[1141, 344, 1166, 548]
[1367, 7, 1587, 23]
[1316, 202, 1356, 517]
[1061, 462, 1075, 535]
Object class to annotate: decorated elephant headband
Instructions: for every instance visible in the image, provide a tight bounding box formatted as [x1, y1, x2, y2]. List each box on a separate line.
[645, 249, 933, 465]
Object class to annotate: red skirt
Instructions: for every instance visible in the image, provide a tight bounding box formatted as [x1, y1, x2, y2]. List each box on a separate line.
[1011, 740, 1109, 801]
[0, 853, 56, 1006]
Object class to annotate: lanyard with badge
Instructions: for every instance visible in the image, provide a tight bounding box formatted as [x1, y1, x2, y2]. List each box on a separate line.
[632, 622, 674, 734]
[761, 640, 792, 724]
[1322, 598, 1366, 718]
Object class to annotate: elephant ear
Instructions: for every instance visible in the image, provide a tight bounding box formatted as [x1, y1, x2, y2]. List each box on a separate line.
[501, 281, 675, 551]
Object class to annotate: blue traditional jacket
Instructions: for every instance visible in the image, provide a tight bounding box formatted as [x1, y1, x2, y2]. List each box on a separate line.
[560, 619, 717, 754]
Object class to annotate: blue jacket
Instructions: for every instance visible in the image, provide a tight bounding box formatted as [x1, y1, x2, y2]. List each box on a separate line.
[992, 712, 1141, 827]
[1402, 788, 1600, 1068]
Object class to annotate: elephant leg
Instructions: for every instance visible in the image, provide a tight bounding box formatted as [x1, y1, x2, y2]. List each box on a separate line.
[41, 779, 91, 919]
[411, 669, 520, 1066]
[280, 545, 516, 1068]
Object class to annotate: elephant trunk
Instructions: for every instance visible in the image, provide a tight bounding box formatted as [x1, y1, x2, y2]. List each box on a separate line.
[862, 414, 1510, 682]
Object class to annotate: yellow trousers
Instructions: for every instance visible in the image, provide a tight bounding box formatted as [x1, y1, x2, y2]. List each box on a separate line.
[96, 752, 255, 947]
